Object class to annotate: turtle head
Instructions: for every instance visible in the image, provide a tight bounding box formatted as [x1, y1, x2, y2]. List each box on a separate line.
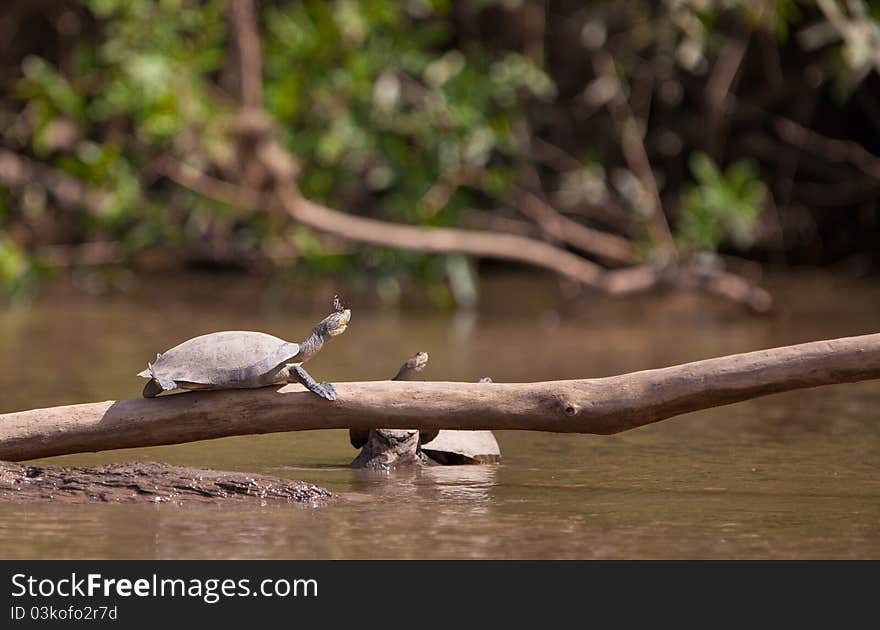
[393, 351, 428, 380]
[297, 307, 351, 362]
[317, 307, 351, 338]
[406, 351, 429, 371]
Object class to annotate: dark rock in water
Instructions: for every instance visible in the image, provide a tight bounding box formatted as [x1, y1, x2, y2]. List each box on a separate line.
[421, 430, 502, 465]
[0, 461, 332, 505]
[350, 429, 426, 470]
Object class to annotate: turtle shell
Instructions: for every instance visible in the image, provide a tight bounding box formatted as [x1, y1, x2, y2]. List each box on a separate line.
[421, 431, 502, 464]
[143, 331, 300, 386]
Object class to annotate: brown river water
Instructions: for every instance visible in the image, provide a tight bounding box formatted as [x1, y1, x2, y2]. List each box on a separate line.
[0, 271, 878, 559]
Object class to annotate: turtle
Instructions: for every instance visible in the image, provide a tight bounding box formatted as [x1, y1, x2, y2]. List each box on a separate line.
[349, 354, 502, 468]
[349, 351, 429, 449]
[137, 297, 351, 401]
[420, 377, 501, 464]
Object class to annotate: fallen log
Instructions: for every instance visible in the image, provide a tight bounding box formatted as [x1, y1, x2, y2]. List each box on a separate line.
[0, 461, 332, 504]
[0, 333, 878, 462]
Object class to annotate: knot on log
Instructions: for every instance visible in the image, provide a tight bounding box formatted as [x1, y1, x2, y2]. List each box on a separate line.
[563, 403, 579, 417]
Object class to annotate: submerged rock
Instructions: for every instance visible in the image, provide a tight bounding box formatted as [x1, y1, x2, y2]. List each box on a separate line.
[0, 461, 332, 505]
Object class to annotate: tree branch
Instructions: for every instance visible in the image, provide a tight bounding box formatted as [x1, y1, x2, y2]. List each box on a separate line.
[592, 51, 677, 257]
[1, 333, 877, 461]
[273, 182, 606, 287]
[160, 155, 607, 286]
[228, 0, 262, 111]
[603, 263, 772, 312]
[0, 148, 110, 214]
[518, 190, 640, 265]
[704, 34, 749, 158]
[774, 116, 880, 181]
[158, 155, 771, 310]
[158, 156, 264, 209]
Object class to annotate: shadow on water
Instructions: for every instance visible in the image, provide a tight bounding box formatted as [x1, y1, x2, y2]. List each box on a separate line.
[0, 271, 879, 558]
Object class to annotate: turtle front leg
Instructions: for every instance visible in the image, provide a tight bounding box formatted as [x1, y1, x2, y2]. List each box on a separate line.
[142, 376, 178, 398]
[142, 379, 164, 398]
[290, 364, 337, 401]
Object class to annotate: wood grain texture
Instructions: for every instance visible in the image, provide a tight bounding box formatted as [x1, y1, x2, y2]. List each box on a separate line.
[1, 333, 878, 461]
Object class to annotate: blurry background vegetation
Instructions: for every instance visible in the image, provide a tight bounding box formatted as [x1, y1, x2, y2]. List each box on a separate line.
[0, 0, 878, 304]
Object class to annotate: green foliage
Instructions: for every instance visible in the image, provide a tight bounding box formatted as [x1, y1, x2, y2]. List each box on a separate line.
[2, 0, 877, 299]
[258, 0, 555, 286]
[85, 0, 227, 144]
[676, 153, 766, 253]
[0, 234, 40, 299]
[3, 0, 556, 302]
[262, 0, 554, 222]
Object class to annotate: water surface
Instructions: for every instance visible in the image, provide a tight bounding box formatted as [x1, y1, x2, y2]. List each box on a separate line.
[0, 272, 878, 558]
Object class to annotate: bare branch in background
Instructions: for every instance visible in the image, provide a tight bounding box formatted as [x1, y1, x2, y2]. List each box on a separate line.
[592, 51, 677, 258]
[517, 191, 639, 265]
[158, 156, 263, 210]
[0, 149, 110, 215]
[418, 167, 484, 214]
[273, 180, 609, 288]
[530, 137, 583, 171]
[603, 264, 772, 313]
[157, 152, 772, 311]
[774, 117, 880, 181]
[511, 120, 641, 266]
[228, 0, 262, 110]
[522, 0, 547, 65]
[228, 0, 270, 191]
[529, 138, 637, 237]
[461, 212, 544, 238]
[161, 154, 608, 286]
[704, 34, 750, 158]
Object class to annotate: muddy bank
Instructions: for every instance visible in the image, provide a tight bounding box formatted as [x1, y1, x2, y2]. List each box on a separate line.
[0, 461, 332, 505]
